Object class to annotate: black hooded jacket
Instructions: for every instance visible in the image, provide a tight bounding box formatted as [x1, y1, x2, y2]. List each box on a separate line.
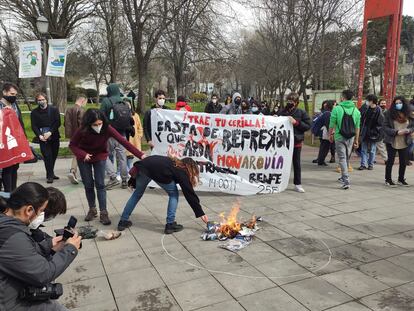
[277, 107, 311, 144]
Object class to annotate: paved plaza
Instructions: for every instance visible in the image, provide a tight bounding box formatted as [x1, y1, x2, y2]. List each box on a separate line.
[19, 146, 414, 311]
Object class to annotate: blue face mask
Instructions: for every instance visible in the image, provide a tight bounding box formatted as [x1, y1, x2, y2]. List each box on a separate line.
[251, 107, 259, 112]
[395, 103, 403, 111]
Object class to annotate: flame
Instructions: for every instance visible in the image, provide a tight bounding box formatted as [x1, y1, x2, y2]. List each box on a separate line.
[216, 202, 258, 238]
[219, 205, 242, 238]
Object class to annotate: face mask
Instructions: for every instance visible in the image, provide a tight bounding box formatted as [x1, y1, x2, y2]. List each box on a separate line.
[252, 107, 259, 112]
[234, 99, 241, 106]
[212, 99, 217, 104]
[37, 100, 47, 108]
[286, 102, 295, 110]
[92, 124, 103, 133]
[157, 99, 165, 106]
[3, 95, 16, 103]
[28, 211, 45, 230]
[395, 103, 403, 111]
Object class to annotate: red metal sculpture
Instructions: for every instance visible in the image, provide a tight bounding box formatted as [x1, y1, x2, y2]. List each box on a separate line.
[358, 0, 404, 106]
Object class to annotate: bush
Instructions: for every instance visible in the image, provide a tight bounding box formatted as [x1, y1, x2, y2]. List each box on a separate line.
[190, 92, 208, 102]
[85, 88, 98, 98]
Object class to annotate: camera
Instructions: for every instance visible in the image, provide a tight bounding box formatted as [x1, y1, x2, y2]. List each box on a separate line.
[54, 216, 77, 241]
[20, 283, 63, 301]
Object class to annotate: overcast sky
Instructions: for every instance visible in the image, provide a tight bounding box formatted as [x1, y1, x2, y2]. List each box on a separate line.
[403, 0, 414, 17]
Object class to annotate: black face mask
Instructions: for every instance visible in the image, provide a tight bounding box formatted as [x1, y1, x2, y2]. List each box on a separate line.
[3, 95, 16, 103]
[234, 99, 241, 106]
[286, 102, 295, 110]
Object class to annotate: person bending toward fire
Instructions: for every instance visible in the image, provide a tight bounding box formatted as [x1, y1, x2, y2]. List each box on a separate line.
[117, 155, 209, 233]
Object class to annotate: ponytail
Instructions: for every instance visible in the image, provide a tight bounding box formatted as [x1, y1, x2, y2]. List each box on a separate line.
[0, 196, 8, 213]
[3, 182, 48, 212]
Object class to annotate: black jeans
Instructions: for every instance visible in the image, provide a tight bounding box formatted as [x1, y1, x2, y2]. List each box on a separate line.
[317, 139, 331, 164]
[293, 146, 302, 185]
[385, 144, 408, 182]
[39, 140, 60, 179]
[330, 142, 335, 157]
[1, 164, 19, 192]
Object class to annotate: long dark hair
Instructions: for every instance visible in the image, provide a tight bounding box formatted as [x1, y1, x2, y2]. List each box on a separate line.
[389, 96, 410, 121]
[172, 157, 200, 187]
[0, 182, 49, 213]
[81, 108, 109, 133]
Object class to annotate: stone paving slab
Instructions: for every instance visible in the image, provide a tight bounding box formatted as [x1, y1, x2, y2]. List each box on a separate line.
[16, 145, 414, 310]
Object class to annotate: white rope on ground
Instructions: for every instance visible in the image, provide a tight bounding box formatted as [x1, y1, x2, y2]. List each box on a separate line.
[160, 228, 333, 280]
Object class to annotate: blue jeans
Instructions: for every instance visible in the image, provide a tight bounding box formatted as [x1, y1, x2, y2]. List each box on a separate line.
[360, 141, 377, 167]
[77, 160, 107, 211]
[120, 174, 179, 224]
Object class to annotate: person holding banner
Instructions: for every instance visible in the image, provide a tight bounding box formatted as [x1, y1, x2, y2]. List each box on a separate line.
[31, 93, 61, 184]
[143, 90, 170, 149]
[117, 155, 209, 233]
[277, 93, 311, 193]
[0, 83, 26, 193]
[69, 109, 146, 225]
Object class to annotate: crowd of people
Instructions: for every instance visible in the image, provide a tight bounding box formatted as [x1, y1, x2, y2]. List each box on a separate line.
[1, 80, 414, 310]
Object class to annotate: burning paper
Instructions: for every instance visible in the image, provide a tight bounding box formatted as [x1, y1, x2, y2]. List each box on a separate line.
[200, 204, 261, 252]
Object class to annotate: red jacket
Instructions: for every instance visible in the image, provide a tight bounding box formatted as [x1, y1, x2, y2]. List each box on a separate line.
[175, 101, 192, 111]
[69, 125, 144, 162]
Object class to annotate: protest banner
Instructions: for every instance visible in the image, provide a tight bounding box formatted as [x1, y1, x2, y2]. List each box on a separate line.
[18, 41, 42, 78]
[0, 108, 33, 169]
[46, 39, 68, 77]
[151, 110, 294, 195]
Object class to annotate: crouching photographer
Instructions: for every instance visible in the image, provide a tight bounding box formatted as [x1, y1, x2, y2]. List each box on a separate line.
[0, 182, 81, 311]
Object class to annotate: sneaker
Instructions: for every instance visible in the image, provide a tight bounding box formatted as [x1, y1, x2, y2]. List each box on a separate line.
[67, 171, 79, 185]
[312, 159, 318, 164]
[294, 185, 305, 193]
[337, 177, 344, 183]
[100, 210, 111, 225]
[398, 179, 410, 187]
[85, 208, 98, 221]
[367, 166, 373, 170]
[105, 177, 120, 190]
[46, 178, 53, 184]
[329, 156, 335, 163]
[358, 166, 367, 171]
[318, 162, 328, 166]
[117, 220, 133, 231]
[53, 175, 60, 180]
[341, 183, 350, 190]
[121, 180, 128, 189]
[164, 222, 184, 234]
[385, 180, 398, 188]
[407, 161, 412, 166]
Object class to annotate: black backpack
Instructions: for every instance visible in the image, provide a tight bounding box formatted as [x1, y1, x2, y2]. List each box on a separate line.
[339, 106, 356, 139]
[109, 99, 132, 132]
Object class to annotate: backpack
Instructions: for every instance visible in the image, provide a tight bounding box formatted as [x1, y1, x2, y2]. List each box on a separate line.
[109, 99, 132, 132]
[339, 106, 356, 139]
[311, 113, 323, 136]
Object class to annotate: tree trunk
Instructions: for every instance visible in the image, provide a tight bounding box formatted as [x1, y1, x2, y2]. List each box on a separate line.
[50, 77, 67, 111]
[299, 82, 309, 113]
[137, 62, 148, 114]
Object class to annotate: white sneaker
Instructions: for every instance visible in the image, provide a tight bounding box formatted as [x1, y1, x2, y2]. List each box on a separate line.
[67, 171, 79, 185]
[295, 185, 305, 193]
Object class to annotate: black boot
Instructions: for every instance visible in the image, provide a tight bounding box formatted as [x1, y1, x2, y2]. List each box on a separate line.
[164, 222, 184, 234]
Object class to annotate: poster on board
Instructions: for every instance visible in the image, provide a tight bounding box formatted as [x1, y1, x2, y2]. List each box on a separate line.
[18, 40, 42, 78]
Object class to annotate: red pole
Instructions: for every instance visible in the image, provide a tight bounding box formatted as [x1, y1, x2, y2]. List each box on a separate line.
[357, 19, 368, 107]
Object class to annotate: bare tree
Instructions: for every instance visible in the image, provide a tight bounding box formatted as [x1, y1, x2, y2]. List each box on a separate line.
[0, 0, 95, 110]
[0, 21, 32, 109]
[122, 0, 187, 112]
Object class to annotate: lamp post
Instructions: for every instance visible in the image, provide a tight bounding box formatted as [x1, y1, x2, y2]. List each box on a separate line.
[36, 15, 51, 102]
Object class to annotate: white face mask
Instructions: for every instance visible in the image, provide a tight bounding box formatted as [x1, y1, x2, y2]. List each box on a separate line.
[92, 124, 103, 133]
[157, 99, 165, 107]
[251, 107, 259, 112]
[212, 99, 217, 104]
[28, 211, 45, 230]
